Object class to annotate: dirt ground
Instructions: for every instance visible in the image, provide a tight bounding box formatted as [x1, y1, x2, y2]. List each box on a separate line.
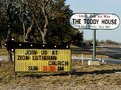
[1, 62, 121, 90]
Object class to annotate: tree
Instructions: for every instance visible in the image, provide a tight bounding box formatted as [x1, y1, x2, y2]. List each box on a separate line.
[25, 0, 51, 44]
[0, 0, 83, 45]
[0, 0, 84, 62]
[17, 0, 35, 42]
[71, 30, 83, 46]
[26, 0, 80, 44]
[46, 0, 75, 44]
[0, 0, 8, 48]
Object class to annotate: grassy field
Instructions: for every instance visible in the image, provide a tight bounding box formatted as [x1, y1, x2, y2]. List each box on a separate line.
[0, 49, 8, 56]
[0, 48, 121, 90]
[1, 62, 121, 90]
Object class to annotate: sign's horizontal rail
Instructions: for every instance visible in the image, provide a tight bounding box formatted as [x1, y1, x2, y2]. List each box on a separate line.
[5, 40, 70, 49]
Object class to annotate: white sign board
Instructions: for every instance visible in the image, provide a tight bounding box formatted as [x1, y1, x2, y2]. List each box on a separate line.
[70, 13, 120, 30]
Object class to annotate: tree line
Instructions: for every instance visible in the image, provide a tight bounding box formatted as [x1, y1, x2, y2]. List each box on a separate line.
[0, 0, 83, 48]
[83, 40, 121, 47]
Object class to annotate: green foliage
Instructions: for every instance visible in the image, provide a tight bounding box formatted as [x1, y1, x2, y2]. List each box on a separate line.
[100, 40, 121, 45]
[69, 30, 83, 46]
[0, 2, 8, 40]
[0, 0, 83, 45]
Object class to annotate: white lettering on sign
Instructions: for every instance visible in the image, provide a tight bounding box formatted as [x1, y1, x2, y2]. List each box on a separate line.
[70, 13, 120, 30]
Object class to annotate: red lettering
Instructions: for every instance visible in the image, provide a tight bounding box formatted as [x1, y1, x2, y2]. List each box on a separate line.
[43, 66, 48, 72]
[50, 66, 56, 72]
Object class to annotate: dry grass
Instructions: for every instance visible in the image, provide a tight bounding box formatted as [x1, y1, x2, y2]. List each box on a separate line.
[0, 49, 8, 56]
[1, 62, 121, 90]
[0, 48, 121, 90]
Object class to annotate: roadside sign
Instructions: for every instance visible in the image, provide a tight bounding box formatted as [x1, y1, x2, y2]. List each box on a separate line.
[15, 49, 71, 73]
[70, 13, 120, 30]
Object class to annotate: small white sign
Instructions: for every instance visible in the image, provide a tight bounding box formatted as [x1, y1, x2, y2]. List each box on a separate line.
[70, 13, 120, 30]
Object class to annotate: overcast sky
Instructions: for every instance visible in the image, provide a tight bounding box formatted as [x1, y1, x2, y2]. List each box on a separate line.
[66, 0, 121, 42]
